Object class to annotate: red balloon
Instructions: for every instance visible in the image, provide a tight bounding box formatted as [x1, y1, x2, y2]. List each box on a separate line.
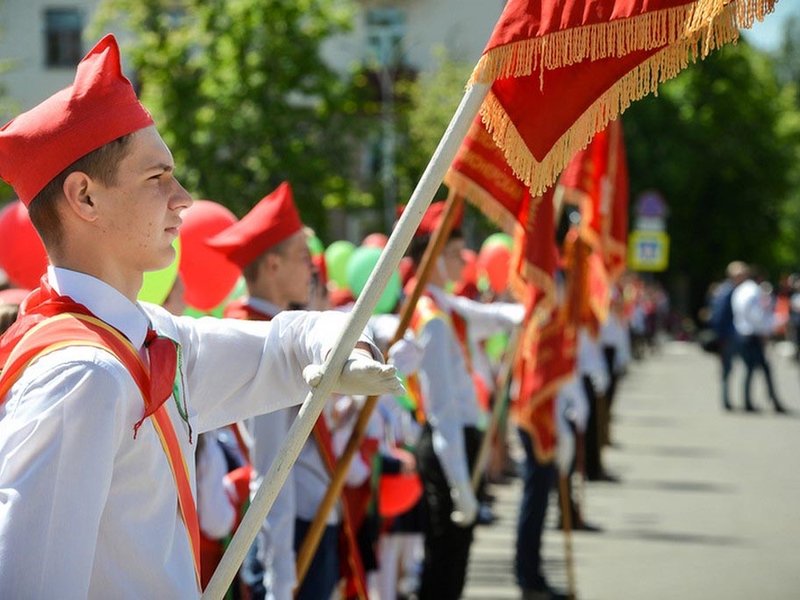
[179, 200, 241, 311]
[478, 243, 511, 294]
[362, 232, 388, 249]
[0, 201, 49, 289]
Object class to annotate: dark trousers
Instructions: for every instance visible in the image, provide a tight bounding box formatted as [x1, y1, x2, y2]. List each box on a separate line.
[602, 345, 618, 410]
[738, 335, 781, 409]
[294, 518, 340, 600]
[515, 428, 556, 591]
[718, 337, 737, 407]
[582, 375, 604, 480]
[416, 425, 481, 600]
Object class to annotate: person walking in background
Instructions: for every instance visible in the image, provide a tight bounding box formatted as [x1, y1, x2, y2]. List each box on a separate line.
[731, 265, 788, 414]
[709, 261, 748, 411]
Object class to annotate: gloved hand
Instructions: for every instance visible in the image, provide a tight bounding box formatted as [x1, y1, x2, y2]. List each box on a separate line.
[387, 336, 424, 376]
[450, 479, 479, 527]
[503, 302, 526, 327]
[303, 349, 404, 397]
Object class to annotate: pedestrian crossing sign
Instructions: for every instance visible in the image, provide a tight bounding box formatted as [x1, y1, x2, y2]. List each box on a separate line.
[628, 230, 669, 272]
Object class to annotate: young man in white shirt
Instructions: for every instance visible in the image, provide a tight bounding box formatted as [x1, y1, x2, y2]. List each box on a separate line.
[731, 266, 787, 413]
[0, 34, 401, 598]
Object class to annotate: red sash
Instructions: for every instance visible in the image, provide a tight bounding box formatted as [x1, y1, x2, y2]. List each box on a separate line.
[0, 284, 201, 589]
[313, 416, 369, 600]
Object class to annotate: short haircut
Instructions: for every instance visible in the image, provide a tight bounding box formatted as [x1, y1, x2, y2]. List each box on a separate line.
[407, 228, 463, 266]
[27, 134, 134, 249]
[0, 303, 19, 336]
[242, 235, 293, 284]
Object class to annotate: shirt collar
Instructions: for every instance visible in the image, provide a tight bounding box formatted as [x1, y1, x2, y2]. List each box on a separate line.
[245, 296, 283, 319]
[48, 266, 151, 349]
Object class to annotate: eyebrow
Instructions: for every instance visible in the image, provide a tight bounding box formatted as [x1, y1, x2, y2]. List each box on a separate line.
[146, 162, 175, 174]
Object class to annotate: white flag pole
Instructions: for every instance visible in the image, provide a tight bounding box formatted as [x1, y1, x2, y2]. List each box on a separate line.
[202, 81, 489, 599]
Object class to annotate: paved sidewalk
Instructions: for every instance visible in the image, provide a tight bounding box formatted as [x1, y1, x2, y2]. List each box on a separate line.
[464, 341, 800, 600]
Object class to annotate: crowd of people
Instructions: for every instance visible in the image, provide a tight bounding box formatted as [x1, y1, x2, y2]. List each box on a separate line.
[0, 35, 665, 600]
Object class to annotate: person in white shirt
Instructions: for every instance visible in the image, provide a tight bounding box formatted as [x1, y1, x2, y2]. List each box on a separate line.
[0, 35, 401, 599]
[404, 203, 482, 600]
[731, 268, 787, 413]
[206, 182, 313, 600]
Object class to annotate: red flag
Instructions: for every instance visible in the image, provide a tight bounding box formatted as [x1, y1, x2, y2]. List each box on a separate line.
[559, 119, 630, 325]
[560, 120, 629, 282]
[447, 118, 565, 462]
[513, 311, 577, 463]
[470, 0, 775, 198]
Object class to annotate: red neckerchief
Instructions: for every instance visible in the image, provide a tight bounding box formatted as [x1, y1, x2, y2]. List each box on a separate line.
[0, 276, 177, 426]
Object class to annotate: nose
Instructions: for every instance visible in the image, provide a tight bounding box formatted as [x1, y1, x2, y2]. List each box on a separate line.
[170, 178, 193, 212]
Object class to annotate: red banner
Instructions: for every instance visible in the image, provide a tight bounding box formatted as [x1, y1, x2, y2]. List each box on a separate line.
[470, 0, 773, 198]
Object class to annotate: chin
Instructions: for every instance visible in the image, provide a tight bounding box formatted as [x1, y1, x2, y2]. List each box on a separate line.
[145, 249, 176, 272]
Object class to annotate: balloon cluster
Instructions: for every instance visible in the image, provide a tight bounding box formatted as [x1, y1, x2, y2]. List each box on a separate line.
[323, 235, 400, 314]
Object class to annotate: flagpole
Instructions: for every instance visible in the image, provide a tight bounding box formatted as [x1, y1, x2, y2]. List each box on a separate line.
[470, 325, 521, 491]
[294, 192, 465, 589]
[558, 474, 578, 600]
[202, 83, 489, 599]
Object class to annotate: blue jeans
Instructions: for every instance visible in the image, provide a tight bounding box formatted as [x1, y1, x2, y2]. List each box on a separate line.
[515, 428, 556, 591]
[719, 337, 737, 407]
[737, 335, 780, 408]
[294, 519, 340, 600]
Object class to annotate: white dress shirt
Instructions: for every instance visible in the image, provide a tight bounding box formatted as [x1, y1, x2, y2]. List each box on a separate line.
[0, 267, 361, 599]
[196, 431, 237, 540]
[415, 287, 479, 489]
[600, 312, 631, 372]
[732, 279, 776, 336]
[556, 374, 589, 474]
[428, 286, 524, 398]
[577, 328, 610, 395]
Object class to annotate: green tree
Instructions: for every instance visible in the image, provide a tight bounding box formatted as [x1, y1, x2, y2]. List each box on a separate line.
[96, 0, 367, 234]
[623, 40, 800, 315]
[394, 49, 472, 204]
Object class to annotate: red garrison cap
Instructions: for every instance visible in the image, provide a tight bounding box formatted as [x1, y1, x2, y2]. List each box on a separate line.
[413, 201, 464, 237]
[206, 182, 303, 268]
[0, 34, 153, 206]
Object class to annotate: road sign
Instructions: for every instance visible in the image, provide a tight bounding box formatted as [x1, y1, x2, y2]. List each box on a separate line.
[628, 230, 669, 272]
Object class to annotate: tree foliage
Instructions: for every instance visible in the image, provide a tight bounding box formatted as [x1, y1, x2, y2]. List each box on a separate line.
[622, 40, 800, 313]
[96, 0, 365, 234]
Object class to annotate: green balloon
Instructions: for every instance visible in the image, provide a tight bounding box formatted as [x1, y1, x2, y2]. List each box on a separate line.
[325, 240, 356, 289]
[485, 331, 509, 363]
[139, 238, 181, 305]
[307, 235, 324, 257]
[346, 246, 401, 314]
[481, 232, 513, 251]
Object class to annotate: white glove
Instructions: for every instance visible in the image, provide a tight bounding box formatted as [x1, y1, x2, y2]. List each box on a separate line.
[303, 350, 404, 397]
[503, 302, 526, 327]
[387, 336, 424, 376]
[450, 480, 479, 527]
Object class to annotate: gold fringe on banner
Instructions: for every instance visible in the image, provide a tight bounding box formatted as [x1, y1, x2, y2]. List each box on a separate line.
[444, 168, 519, 234]
[477, 0, 757, 199]
[445, 168, 558, 319]
[471, 0, 776, 85]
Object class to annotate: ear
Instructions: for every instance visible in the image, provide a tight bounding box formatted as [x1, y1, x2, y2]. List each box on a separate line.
[262, 252, 281, 274]
[62, 171, 99, 223]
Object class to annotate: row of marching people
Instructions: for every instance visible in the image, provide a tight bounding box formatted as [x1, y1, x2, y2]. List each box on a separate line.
[0, 181, 639, 600]
[187, 191, 526, 600]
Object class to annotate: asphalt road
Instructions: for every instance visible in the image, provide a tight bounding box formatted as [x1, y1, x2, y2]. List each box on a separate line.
[464, 340, 800, 600]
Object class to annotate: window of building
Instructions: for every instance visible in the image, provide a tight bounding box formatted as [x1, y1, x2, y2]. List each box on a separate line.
[44, 8, 84, 68]
[365, 8, 406, 68]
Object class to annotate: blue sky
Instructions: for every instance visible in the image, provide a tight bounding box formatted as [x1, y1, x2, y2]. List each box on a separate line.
[742, 1, 799, 52]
